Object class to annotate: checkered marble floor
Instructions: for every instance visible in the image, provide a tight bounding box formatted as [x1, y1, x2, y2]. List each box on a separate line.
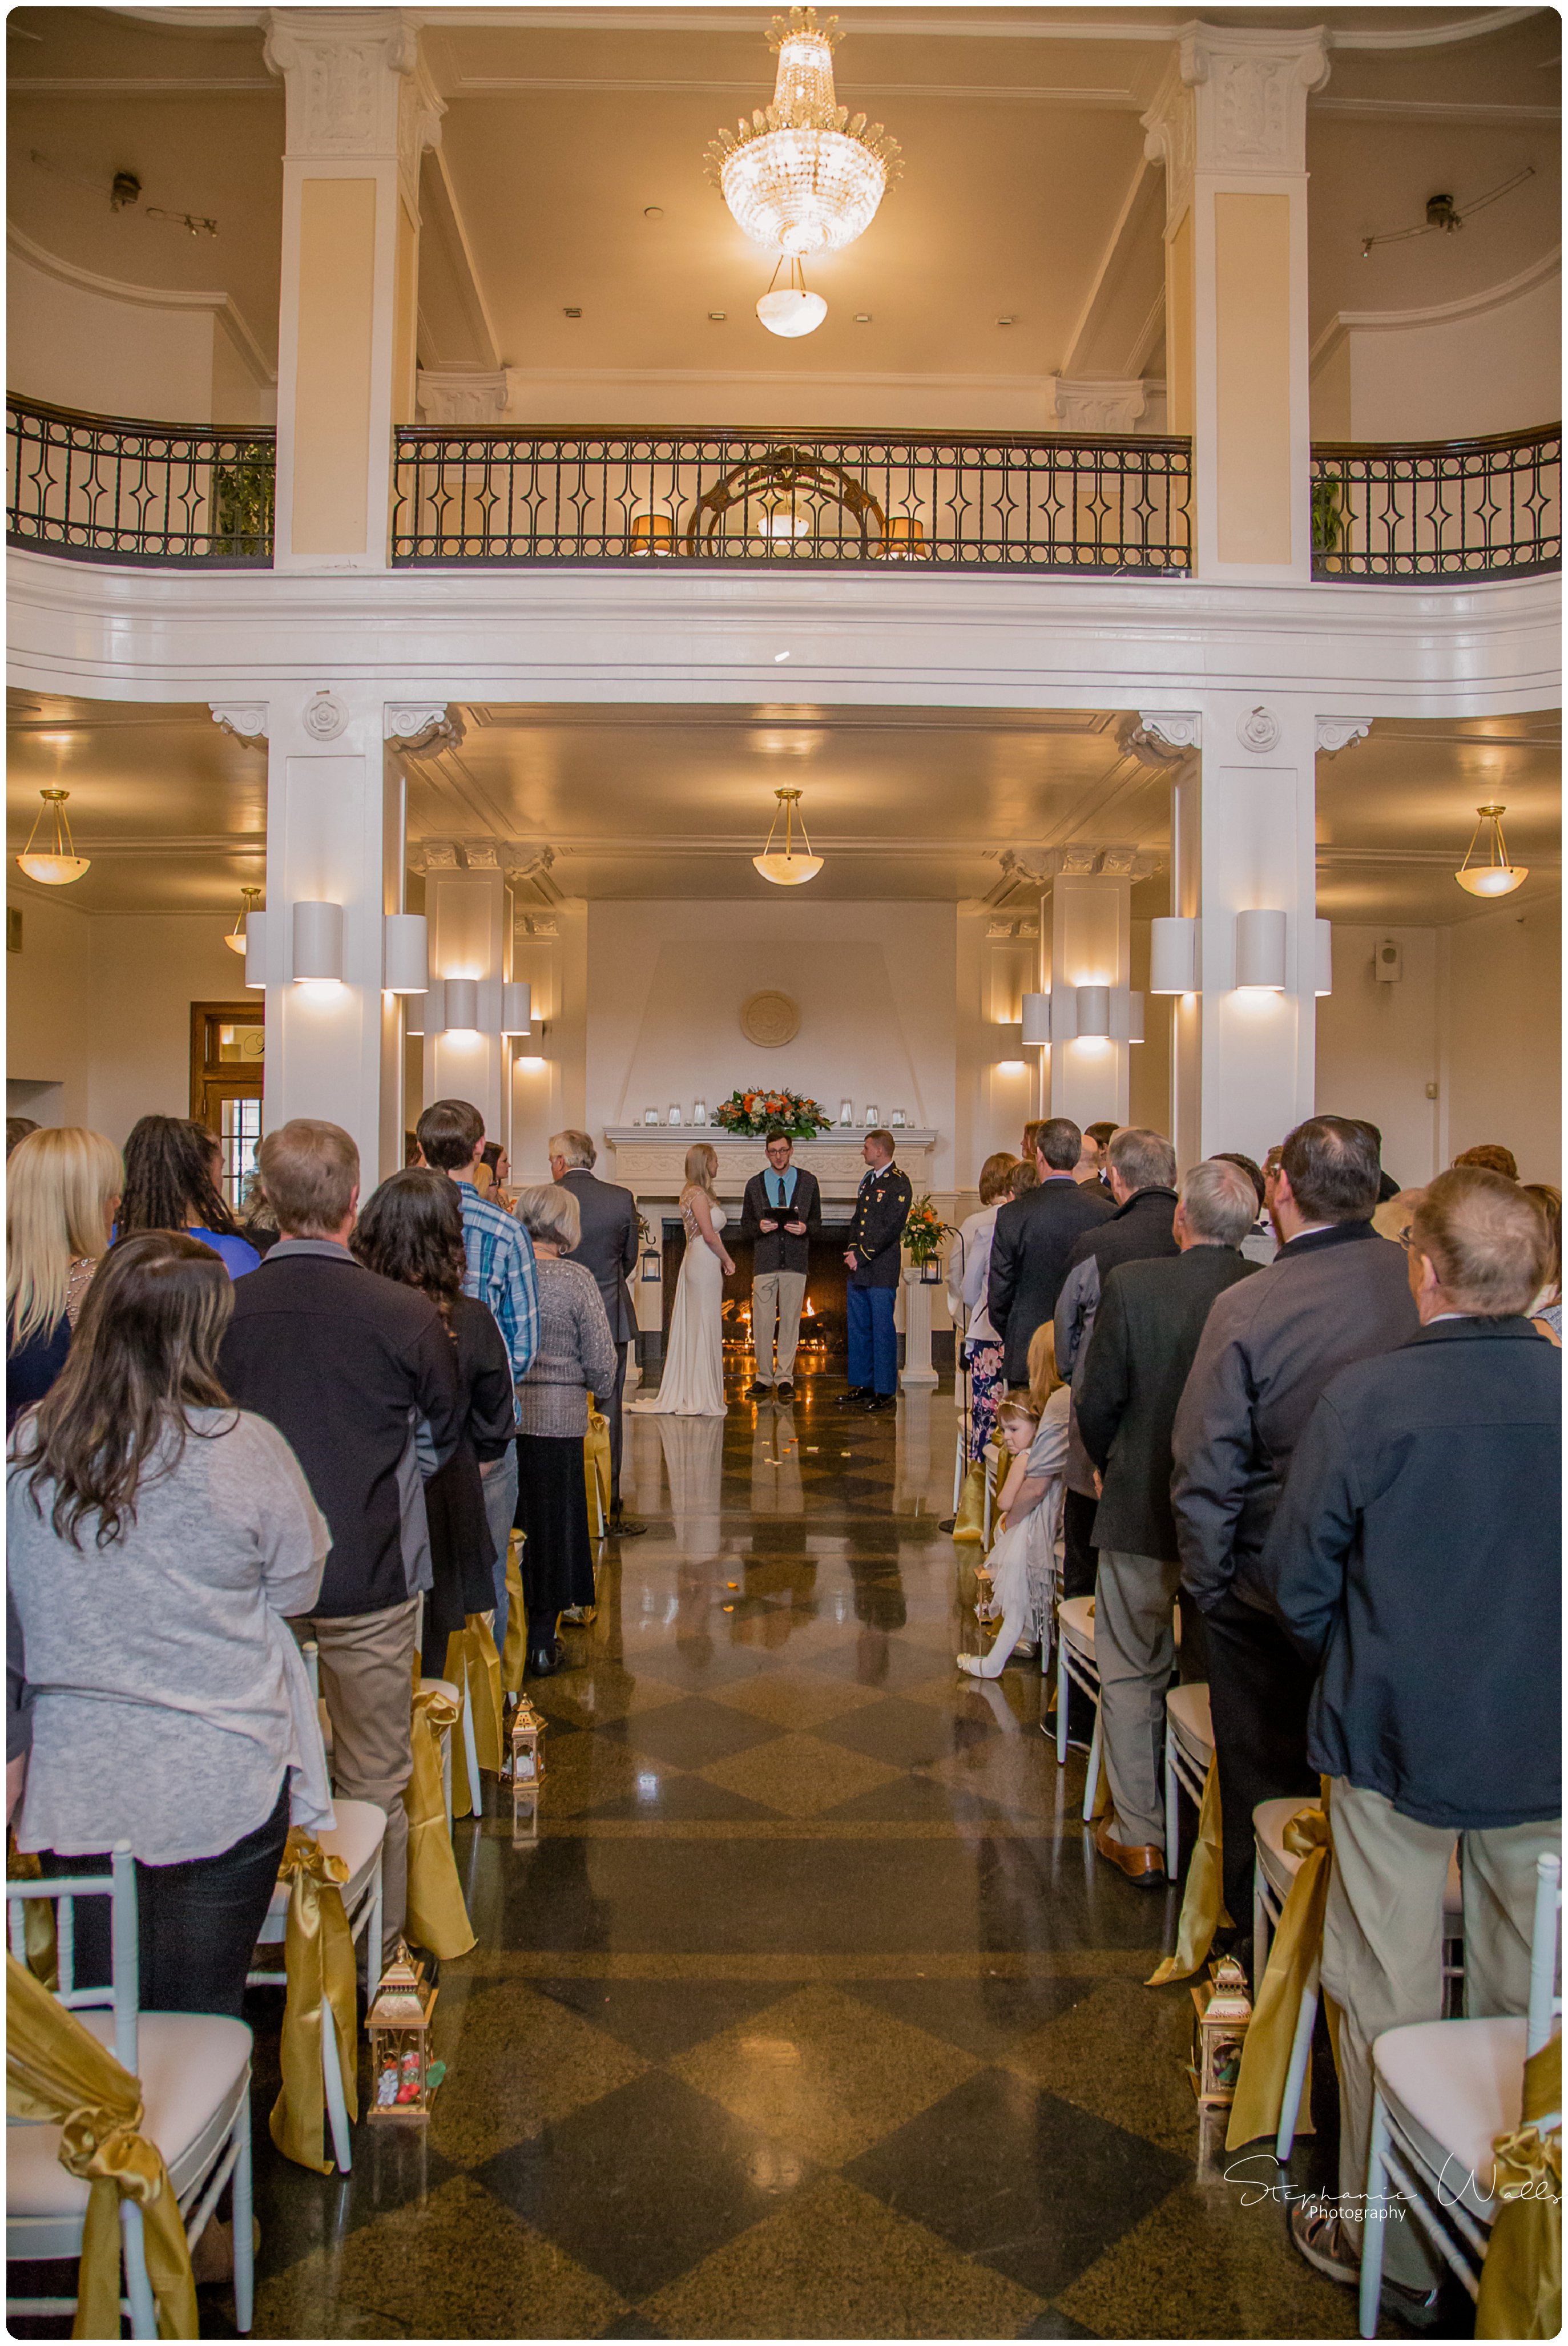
[211, 1371, 1417, 2340]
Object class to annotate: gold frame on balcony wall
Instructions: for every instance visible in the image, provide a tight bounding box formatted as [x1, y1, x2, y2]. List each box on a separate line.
[682, 447, 885, 555]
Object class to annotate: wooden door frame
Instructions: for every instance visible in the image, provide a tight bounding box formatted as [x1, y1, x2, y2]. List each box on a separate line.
[189, 1000, 264, 1121]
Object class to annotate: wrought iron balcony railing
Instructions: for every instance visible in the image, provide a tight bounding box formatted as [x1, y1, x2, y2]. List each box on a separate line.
[389, 426, 1194, 574]
[6, 398, 275, 565]
[1310, 425, 1559, 582]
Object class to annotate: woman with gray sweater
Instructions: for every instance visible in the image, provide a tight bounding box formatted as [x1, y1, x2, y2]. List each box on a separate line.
[513, 1183, 616, 1676]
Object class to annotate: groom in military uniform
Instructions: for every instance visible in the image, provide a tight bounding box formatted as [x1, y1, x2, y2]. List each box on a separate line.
[842, 1128, 913, 1413]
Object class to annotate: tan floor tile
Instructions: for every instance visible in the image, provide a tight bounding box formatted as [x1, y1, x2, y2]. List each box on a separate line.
[643, 2172, 1043, 2340]
[926, 1730, 1078, 1824]
[698, 1730, 905, 1819]
[1054, 2176, 1360, 2339]
[670, 1982, 978, 2167]
[253, 2173, 627, 2340]
[534, 1666, 688, 1728]
[537, 1730, 670, 1818]
[707, 1666, 890, 1732]
[1003, 1976, 1203, 2152]
[429, 1979, 648, 2164]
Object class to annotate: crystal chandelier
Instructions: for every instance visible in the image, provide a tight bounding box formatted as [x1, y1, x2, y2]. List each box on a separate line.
[706, 9, 901, 259]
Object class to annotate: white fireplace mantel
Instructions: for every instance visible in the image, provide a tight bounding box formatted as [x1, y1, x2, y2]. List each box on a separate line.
[603, 1127, 938, 1204]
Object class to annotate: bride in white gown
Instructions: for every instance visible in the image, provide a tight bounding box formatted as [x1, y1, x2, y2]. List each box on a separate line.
[634, 1143, 734, 1417]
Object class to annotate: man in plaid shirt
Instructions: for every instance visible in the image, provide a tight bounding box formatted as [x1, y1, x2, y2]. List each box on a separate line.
[416, 1099, 539, 1644]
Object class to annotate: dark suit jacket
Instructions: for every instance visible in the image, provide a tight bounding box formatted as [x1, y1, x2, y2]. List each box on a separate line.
[987, 1176, 1112, 1386]
[846, 1163, 913, 1290]
[1077, 1245, 1259, 1562]
[738, 1165, 822, 1277]
[1262, 1316, 1559, 1829]
[560, 1167, 638, 1345]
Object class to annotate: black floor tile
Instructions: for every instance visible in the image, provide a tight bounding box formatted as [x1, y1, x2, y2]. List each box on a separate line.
[599, 1694, 783, 1769]
[813, 1692, 966, 1769]
[533, 1977, 801, 2062]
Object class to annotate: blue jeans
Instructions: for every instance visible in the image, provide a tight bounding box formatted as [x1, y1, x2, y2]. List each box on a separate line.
[847, 1285, 898, 1394]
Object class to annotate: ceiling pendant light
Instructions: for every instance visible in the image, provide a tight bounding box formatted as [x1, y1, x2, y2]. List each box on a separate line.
[753, 786, 824, 886]
[756, 490, 811, 542]
[16, 788, 90, 886]
[1454, 803, 1528, 897]
[756, 253, 827, 338]
[707, 7, 901, 258]
[225, 884, 263, 954]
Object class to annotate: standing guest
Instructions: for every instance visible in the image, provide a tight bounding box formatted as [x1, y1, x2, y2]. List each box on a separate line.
[7, 1128, 122, 1432]
[1075, 1159, 1260, 1883]
[1006, 1158, 1039, 1203]
[1215, 1150, 1276, 1265]
[10, 1232, 331, 2017]
[1172, 1115, 1418, 1955]
[1019, 1119, 1047, 1167]
[549, 1128, 646, 1535]
[842, 1130, 913, 1413]
[7, 1115, 39, 1156]
[512, 1184, 616, 1677]
[987, 1119, 1111, 1393]
[1324, 1113, 1401, 1203]
[1078, 1120, 1119, 1189]
[1522, 1181, 1562, 1341]
[1453, 1141, 1518, 1181]
[219, 1119, 461, 1957]
[118, 1113, 261, 1278]
[739, 1128, 823, 1400]
[240, 1168, 282, 1259]
[351, 1171, 518, 1668]
[474, 1140, 510, 1198]
[948, 1153, 1019, 1464]
[1054, 1129, 1180, 1602]
[1262, 1169, 1559, 2302]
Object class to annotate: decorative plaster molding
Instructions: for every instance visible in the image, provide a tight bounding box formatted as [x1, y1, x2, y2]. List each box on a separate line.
[1179, 26, 1330, 177]
[1308, 249, 1561, 381]
[303, 688, 348, 741]
[397, 49, 446, 207]
[209, 700, 269, 747]
[385, 703, 466, 753]
[1140, 61, 1195, 223]
[8, 224, 276, 389]
[1048, 376, 1148, 433]
[264, 9, 421, 160]
[416, 369, 510, 426]
[1237, 704, 1281, 753]
[1120, 711, 1202, 764]
[1316, 718, 1374, 757]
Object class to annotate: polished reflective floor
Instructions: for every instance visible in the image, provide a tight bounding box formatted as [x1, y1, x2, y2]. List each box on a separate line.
[235, 1367, 1383, 2339]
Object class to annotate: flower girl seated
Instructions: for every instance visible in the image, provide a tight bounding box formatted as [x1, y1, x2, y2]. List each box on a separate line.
[958, 1334, 1070, 1680]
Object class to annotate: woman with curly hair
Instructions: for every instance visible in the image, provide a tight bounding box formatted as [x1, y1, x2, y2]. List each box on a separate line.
[117, 1114, 261, 1278]
[351, 1169, 518, 1668]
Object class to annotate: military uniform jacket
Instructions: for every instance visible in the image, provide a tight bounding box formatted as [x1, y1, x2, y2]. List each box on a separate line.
[845, 1163, 913, 1290]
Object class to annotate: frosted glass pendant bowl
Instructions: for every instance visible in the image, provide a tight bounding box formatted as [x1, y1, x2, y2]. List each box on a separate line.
[1454, 804, 1527, 897]
[753, 785, 824, 886]
[16, 788, 89, 886]
[707, 9, 902, 257]
[756, 287, 827, 337]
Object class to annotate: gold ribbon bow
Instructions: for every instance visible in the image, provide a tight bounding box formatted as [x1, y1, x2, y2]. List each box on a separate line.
[501, 1534, 527, 1696]
[1225, 1801, 1332, 2149]
[1477, 2033, 1563, 2339]
[585, 1392, 612, 1526]
[443, 1614, 506, 1816]
[952, 1457, 987, 1545]
[6, 1950, 197, 2339]
[404, 1684, 477, 1961]
[268, 1828, 359, 2175]
[1147, 1754, 1232, 1988]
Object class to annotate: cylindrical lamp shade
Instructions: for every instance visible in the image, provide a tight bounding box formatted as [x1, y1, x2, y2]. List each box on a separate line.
[292, 900, 343, 982]
[1075, 985, 1111, 1039]
[1149, 916, 1199, 994]
[1020, 991, 1052, 1046]
[382, 913, 429, 994]
[1314, 918, 1333, 997]
[501, 981, 532, 1035]
[244, 909, 269, 990]
[1236, 908, 1287, 990]
[442, 977, 480, 1031]
[1128, 991, 1146, 1043]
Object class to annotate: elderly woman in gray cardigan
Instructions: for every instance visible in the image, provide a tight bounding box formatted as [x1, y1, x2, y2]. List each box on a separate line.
[513, 1182, 617, 1676]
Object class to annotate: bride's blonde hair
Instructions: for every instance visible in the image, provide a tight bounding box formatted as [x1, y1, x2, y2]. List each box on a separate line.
[681, 1143, 720, 1203]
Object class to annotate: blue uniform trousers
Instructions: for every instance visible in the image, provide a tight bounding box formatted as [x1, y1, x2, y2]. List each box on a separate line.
[847, 1285, 898, 1394]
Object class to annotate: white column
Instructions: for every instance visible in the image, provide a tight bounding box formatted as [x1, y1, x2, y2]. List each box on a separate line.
[265, 10, 443, 570]
[1043, 874, 1132, 1131]
[1143, 25, 1328, 583]
[900, 1268, 939, 1391]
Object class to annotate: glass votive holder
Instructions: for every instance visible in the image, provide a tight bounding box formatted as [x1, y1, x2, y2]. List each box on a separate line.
[864, 1105, 880, 1126]
[890, 1107, 906, 1128]
[839, 1100, 853, 1126]
[643, 1107, 659, 1126]
[692, 1102, 708, 1126]
[668, 1105, 683, 1126]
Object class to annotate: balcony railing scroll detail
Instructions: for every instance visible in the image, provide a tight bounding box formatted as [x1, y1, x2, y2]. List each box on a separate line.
[7, 398, 275, 566]
[390, 426, 1193, 574]
[1310, 426, 1559, 582]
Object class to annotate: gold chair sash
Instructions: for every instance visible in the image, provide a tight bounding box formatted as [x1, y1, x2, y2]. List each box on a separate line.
[1477, 2034, 1563, 2340]
[1225, 1802, 1331, 2149]
[502, 1534, 527, 1695]
[267, 1828, 359, 2175]
[443, 1614, 506, 1815]
[8, 1841, 59, 1990]
[403, 1683, 477, 1960]
[1147, 1754, 1232, 1987]
[585, 1392, 612, 1523]
[6, 1949, 197, 2340]
[952, 1457, 987, 1545]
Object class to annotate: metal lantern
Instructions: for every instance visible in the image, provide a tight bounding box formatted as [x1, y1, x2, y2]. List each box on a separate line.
[368, 1943, 440, 2120]
[1190, 1952, 1252, 2106]
[511, 1694, 547, 1839]
[920, 1253, 942, 1284]
[640, 1246, 662, 1284]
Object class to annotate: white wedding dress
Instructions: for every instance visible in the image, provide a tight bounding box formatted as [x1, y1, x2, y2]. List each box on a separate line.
[635, 1202, 728, 1418]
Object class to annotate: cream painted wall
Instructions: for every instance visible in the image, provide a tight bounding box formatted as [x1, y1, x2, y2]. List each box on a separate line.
[8, 240, 276, 425]
[1310, 264, 1560, 443]
[1316, 924, 1442, 1186]
[7, 889, 94, 1128]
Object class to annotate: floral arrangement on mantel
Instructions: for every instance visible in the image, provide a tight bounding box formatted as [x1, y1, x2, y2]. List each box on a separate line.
[902, 1195, 955, 1265]
[712, 1086, 834, 1139]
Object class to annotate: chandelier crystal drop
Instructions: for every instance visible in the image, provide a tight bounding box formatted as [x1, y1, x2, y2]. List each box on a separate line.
[1454, 803, 1528, 897]
[16, 788, 90, 886]
[707, 8, 901, 257]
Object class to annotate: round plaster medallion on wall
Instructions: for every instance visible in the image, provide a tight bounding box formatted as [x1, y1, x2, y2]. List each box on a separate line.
[739, 989, 801, 1049]
[303, 689, 348, 742]
[1237, 705, 1281, 753]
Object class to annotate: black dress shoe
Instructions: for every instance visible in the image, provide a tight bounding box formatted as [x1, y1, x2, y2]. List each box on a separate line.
[746, 1380, 772, 1398]
[608, 1511, 648, 1537]
[526, 1643, 559, 1678]
[837, 1387, 873, 1406]
[864, 1393, 894, 1413]
[776, 1380, 795, 1400]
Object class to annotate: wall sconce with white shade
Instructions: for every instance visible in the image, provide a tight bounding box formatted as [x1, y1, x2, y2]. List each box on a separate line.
[442, 977, 480, 1031]
[1075, 985, 1111, 1039]
[1149, 916, 1200, 994]
[292, 900, 343, 983]
[500, 981, 532, 1035]
[1235, 909, 1287, 991]
[1021, 991, 1052, 1046]
[1314, 918, 1333, 997]
[382, 913, 429, 995]
[244, 910, 269, 990]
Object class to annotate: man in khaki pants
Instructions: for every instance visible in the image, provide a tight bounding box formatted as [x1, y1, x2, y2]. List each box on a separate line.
[738, 1130, 821, 1400]
[1261, 1167, 1560, 2314]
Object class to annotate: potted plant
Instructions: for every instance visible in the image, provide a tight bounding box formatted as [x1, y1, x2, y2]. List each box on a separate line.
[711, 1086, 833, 1139]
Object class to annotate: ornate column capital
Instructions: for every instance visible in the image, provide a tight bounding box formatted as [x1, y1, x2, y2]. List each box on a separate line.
[1316, 718, 1373, 757]
[414, 369, 509, 428]
[385, 703, 466, 753]
[263, 8, 426, 161]
[1119, 711, 1202, 766]
[1141, 60, 1195, 223]
[1178, 25, 1330, 178]
[1048, 377, 1148, 434]
[210, 701, 269, 748]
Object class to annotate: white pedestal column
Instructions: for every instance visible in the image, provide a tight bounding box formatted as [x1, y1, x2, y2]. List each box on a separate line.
[900, 1267, 940, 1390]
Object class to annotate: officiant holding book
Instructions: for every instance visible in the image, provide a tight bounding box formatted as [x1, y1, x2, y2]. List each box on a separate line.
[739, 1129, 823, 1398]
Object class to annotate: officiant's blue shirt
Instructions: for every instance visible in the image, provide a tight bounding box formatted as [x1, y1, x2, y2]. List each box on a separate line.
[764, 1168, 798, 1211]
